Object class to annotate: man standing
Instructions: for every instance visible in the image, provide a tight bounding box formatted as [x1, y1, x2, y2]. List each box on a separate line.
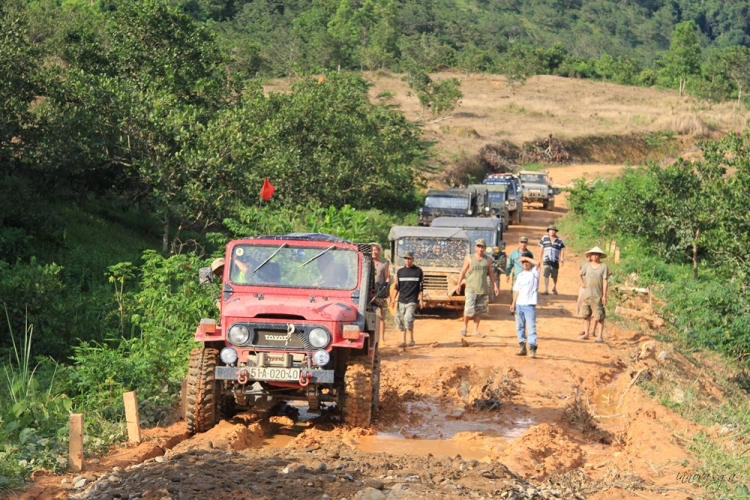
[389, 251, 424, 348]
[456, 239, 500, 338]
[539, 225, 565, 295]
[510, 255, 542, 358]
[372, 243, 390, 344]
[506, 236, 534, 286]
[578, 247, 610, 343]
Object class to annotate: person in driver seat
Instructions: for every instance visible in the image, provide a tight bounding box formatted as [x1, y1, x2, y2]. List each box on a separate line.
[315, 251, 349, 287]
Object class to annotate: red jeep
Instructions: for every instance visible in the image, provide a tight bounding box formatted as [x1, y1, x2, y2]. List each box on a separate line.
[186, 234, 383, 433]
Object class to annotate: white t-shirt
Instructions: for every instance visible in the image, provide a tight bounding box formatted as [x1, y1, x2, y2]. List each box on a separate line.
[513, 268, 539, 306]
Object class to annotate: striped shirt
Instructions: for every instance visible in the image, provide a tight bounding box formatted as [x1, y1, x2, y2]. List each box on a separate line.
[395, 265, 424, 304]
[539, 235, 565, 265]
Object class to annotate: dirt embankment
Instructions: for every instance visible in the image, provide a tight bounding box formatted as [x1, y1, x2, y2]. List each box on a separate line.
[19, 164, 713, 500]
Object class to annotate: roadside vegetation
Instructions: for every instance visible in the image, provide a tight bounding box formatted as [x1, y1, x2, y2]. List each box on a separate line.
[561, 131, 750, 497]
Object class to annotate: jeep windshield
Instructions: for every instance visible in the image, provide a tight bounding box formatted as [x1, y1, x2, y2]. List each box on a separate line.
[520, 174, 548, 183]
[464, 230, 496, 248]
[424, 196, 469, 209]
[487, 192, 506, 203]
[229, 244, 359, 290]
[395, 238, 469, 268]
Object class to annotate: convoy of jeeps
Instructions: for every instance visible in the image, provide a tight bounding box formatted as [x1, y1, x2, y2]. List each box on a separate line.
[186, 170, 557, 433]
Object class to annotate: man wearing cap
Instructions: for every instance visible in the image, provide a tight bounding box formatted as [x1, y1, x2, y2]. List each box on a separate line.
[456, 239, 500, 337]
[539, 225, 566, 295]
[389, 251, 424, 348]
[506, 237, 535, 286]
[578, 247, 610, 342]
[510, 255, 542, 358]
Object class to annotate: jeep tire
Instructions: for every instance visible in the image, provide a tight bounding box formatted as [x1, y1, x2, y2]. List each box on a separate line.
[371, 350, 381, 413]
[340, 356, 373, 427]
[510, 210, 519, 225]
[547, 199, 555, 211]
[186, 347, 220, 434]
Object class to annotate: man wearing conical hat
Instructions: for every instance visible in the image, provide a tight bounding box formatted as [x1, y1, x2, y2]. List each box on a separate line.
[578, 246, 610, 342]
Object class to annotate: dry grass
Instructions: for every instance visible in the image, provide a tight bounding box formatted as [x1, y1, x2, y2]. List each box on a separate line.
[263, 72, 750, 169]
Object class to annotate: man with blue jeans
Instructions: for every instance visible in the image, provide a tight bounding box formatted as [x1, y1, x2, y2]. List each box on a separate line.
[510, 256, 541, 358]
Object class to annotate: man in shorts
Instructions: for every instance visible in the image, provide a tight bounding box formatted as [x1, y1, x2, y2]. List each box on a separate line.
[455, 239, 500, 338]
[510, 255, 542, 358]
[389, 251, 424, 348]
[578, 246, 610, 343]
[372, 243, 390, 344]
[539, 225, 565, 295]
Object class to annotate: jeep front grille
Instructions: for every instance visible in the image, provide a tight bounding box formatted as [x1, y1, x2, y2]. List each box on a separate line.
[423, 274, 448, 290]
[255, 329, 309, 350]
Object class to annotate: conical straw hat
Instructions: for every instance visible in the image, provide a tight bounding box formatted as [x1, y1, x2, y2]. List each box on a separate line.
[585, 246, 607, 258]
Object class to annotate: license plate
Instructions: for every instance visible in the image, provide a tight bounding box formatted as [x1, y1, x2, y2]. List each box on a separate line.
[246, 367, 301, 382]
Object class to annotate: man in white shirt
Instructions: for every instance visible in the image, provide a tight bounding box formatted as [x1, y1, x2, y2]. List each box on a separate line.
[510, 256, 541, 358]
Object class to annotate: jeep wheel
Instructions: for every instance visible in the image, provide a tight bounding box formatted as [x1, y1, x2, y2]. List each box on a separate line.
[371, 350, 381, 413]
[547, 199, 555, 211]
[510, 210, 519, 224]
[542, 200, 548, 210]
[186, 347, 220, 434]
[340, 356, 373, 427]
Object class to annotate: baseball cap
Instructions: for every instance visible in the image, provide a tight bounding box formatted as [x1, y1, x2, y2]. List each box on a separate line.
[403, 251, 415, 259]
[475, 238, 487, 247]
[519, 236, 528, 243]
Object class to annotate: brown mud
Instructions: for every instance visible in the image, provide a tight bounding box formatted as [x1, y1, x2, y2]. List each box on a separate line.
[19, 164, 706, 500]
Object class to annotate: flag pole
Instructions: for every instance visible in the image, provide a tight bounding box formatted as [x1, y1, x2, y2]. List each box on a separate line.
[254, 196, 263, 236]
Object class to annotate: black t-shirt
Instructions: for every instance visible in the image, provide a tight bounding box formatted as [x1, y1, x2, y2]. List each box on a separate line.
[395, 265, 424, 304]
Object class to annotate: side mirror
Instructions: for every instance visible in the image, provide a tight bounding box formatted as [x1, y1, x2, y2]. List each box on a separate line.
[199, 267, 214, 286]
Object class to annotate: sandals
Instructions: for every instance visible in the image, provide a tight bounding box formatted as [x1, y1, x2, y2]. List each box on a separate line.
[578, 332, 591, 340]
[594, 338, 604, 343]
[460, 330, 467, 336]
[541, 291, 549, 295]
[475, 333, 486, 338]
[552, 289, 558, 295]
[408, 340, 416, 347]
[396, 342, 407, 348]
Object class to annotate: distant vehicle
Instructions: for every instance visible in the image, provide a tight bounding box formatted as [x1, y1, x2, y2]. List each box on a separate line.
[470, 184, 510, 231]
[388, 226, 471, 308]
[518, 170, 560, 211]
[482, 174, 523, 224]
[418, 187, 479, 226]
[430, 217, 508, 301]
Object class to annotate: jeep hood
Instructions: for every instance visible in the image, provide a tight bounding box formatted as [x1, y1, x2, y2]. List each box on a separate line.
[223, 295, 358, 322]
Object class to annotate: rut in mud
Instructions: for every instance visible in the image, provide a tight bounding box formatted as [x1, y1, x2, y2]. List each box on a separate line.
[21, 164, 705, 500]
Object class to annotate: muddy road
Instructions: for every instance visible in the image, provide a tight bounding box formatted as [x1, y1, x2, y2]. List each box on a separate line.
[21, 164, 704, 500]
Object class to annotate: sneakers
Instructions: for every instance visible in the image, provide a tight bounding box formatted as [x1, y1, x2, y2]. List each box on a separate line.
[516, 343, 527, 356]
[529, 345, 537, 358]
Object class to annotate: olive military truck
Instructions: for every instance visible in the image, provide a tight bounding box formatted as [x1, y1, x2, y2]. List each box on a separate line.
[388, 226, 471, 308]
[481, 174, 523, 224]
[188, 233, 384, 433]
[430, 217, 507, 301]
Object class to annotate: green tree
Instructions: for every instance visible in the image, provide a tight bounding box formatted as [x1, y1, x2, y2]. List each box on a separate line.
[404, 69, 463, 121]
[497, 44, 538, 96]
[360, 0, 400, 70]
[327, 0, 357, 70]
[716, 45, 750, 106]
[660, 21, 702, 96]
[457, 43, 487, 81]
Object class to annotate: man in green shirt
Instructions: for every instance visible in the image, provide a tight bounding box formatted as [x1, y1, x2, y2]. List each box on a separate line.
[505, 236, 535, 286]
[578, 246, 610, 343]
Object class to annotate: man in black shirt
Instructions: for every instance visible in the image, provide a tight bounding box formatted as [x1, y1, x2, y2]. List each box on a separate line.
[388, 251, 424, 348]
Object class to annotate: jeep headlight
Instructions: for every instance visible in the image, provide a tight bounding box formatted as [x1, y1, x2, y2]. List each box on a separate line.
[493, 246, 500, 254]
[484, 207, 490, 212]
[467, 209, 473, 215]
[309, 328, 330, 348]
[220, 347, 238, 365]
[312, 349, 330, 366]
[419, 207, 424, 213]
[228, 324, 250, 345]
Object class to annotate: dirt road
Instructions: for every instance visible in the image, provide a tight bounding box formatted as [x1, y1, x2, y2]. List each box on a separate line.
[21, 164, 704, 500]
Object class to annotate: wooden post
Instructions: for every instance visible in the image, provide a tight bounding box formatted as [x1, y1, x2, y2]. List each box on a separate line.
[123, 391, 142, 444]
[615, 247, 621, 264]
[181, 378, 188, 419]
[609, 241, 616, 254]
[69, 413, 84, 472]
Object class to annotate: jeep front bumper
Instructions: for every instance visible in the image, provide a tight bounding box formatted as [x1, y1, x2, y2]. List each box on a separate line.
[215, 366, 335, 384]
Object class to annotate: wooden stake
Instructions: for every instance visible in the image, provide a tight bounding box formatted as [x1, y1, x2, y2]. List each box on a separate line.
[609, 241, 616, 254]
[181, 378, 188, 419]
[615, 247, 621, 263]
[69, 413, 84, 472]
[123, 391, 142, 444]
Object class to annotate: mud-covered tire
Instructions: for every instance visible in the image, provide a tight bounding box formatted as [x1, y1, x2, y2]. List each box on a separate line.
[340, 356, 373, 427]
[542, 200, 548, 209]
[510, 210, 519, 224]
[371, 350, 381, 413]
[186, 348, 220, 434]
[547, 199, 555, 211]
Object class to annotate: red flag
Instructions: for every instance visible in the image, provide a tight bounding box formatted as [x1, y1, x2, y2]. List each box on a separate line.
[260, 178, 275, 201]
